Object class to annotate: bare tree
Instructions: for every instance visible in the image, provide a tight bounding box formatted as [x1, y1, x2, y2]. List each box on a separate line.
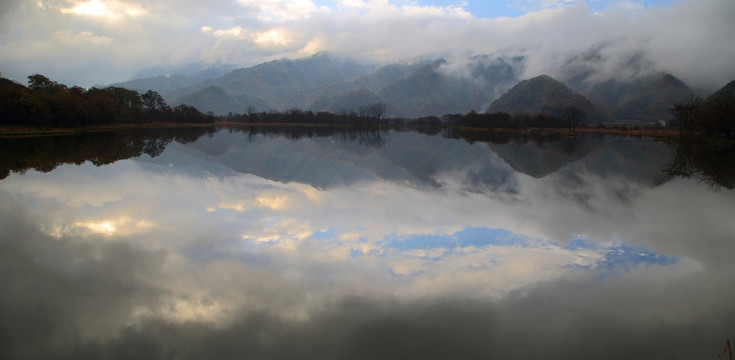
[564, 106, 584, 132]
[358, 103, 386, 121]
[669, 95, 702, 137]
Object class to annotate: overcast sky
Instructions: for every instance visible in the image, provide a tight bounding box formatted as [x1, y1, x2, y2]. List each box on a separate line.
[1, 0, 733, 91]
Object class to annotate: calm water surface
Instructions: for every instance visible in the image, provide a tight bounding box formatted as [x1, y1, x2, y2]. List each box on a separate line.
[1, 128, 734, 359]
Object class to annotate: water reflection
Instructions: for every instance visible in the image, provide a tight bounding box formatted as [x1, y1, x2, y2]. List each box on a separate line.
[664, 139, 735, 190]
[0, 127, 219, 179]
[1, 128, 734, 359]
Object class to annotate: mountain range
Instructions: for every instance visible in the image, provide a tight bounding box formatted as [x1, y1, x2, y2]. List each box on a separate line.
[111, 52, 730, 124]
[109, 63, 237, 96]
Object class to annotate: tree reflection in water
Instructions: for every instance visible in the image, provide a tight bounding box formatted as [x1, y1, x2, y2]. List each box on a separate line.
[0, 126, 388, 180]
[3, 126, 734, 192]
[664, 139, 735, 190]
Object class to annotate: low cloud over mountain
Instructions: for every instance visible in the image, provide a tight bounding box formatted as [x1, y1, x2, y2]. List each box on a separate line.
[0, 0, 732, 94]
[114, 51, 704, 123]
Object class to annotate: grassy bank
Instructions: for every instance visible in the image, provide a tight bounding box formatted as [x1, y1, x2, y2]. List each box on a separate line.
[0, 122, 683, 139]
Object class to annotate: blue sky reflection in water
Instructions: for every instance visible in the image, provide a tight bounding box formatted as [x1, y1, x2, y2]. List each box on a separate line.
[1, 129, 734, 359]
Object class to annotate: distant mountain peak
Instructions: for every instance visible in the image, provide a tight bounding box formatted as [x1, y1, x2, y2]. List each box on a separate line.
[708, 79, 735, 99]
[113, 51, 698, 123]
[504, 74, 568, 93]
[130, 62, 237, 80]
[587, 72, 694, 122]
[485, 74, 596, 119]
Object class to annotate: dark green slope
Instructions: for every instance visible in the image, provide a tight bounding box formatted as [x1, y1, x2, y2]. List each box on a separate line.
[280, 62, 426, 111]
[172, 86, 270, 115]
[310, 89, 386, 114]
[486, 75, 604, 121]
[168, 53, 374, 109]
[379, 61, 491, 118]
[588, 73, 693, 122]
[706, 79, 735, 100]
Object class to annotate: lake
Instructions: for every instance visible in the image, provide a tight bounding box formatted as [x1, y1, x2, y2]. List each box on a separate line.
[1, 127, 734, 359]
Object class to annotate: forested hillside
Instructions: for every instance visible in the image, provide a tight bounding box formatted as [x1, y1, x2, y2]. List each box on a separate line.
[0, 75, 214, 127]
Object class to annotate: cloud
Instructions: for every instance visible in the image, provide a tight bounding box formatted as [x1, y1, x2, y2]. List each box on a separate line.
[236, 0, 324, 22]
[0, 0, 732, 91]
[0, 194, 168, 349]
[1, 195, 732, 360]
[3, 130, 735, 358]
[0, 0, 23, 23]
[58, 0, 147, 19]
[510, 0, 578, 12]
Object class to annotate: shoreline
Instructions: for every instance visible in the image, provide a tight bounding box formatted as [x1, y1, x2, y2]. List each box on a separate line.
[0, 122, 220, 138]
[0, 122, 682, 139]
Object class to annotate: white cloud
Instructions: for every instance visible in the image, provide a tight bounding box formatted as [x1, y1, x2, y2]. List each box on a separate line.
[0, 0, 733, 93]
[4, 135, 725, 309]
[59, 0, 147, 19]
[237, 0, 323, 22]
[510, 0, 578, 13]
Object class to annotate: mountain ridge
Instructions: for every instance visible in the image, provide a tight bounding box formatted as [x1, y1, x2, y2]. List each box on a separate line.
[486, 74, 606, 122]
[111, 53, 704, 123]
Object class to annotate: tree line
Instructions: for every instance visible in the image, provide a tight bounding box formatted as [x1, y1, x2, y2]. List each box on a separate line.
[5, 73, 732, 140]
[222, 103, 386, 128]
[440, 109, 579, 130]
[0, 73, 585, 132]
[0, 74, 215, 128]
[223, 105, 581, 132]
[668, 94, 735, 138]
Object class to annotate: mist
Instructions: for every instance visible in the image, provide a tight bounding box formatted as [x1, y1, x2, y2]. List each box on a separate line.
[0, 0, 733, 92]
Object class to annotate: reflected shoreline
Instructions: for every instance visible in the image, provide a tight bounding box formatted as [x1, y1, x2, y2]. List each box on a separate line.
[3, 125, 733, 189]
[0, 121, 683, 139]
[0, 124, 735, 190]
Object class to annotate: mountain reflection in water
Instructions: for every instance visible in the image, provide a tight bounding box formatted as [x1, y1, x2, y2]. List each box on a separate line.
[1, 127, 734, 360]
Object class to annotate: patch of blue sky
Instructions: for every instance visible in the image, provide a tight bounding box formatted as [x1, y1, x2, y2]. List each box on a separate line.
[402, 0, 682, 18]
[411, 0, 523, 18]
[383, 227, 676, 271]
[309, 228, 377, 257]
[383, 232, 458, 251]
[454, 227, 534, 247]
[310, 228, 336, 240]
[383, 226, 534, 251]
[566, 237, 677, 269]
[310, 0, 521, 18]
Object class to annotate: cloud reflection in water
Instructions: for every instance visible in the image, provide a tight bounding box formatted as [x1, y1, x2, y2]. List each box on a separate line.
[0, 131, 733, 359]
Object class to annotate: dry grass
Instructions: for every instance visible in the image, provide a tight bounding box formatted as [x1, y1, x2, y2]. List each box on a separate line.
[0, 122, 219, 138]
[717, 339, 734, 360]
[0, 122, 683, 139]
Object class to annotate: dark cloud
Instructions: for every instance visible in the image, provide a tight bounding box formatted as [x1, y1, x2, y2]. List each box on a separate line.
[0, 194, 167, 359]
[2, 189, 734, 360]
[0, 0, 24, 33]
[10, 294, 734, 360]
[0, 0, 22, 17]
